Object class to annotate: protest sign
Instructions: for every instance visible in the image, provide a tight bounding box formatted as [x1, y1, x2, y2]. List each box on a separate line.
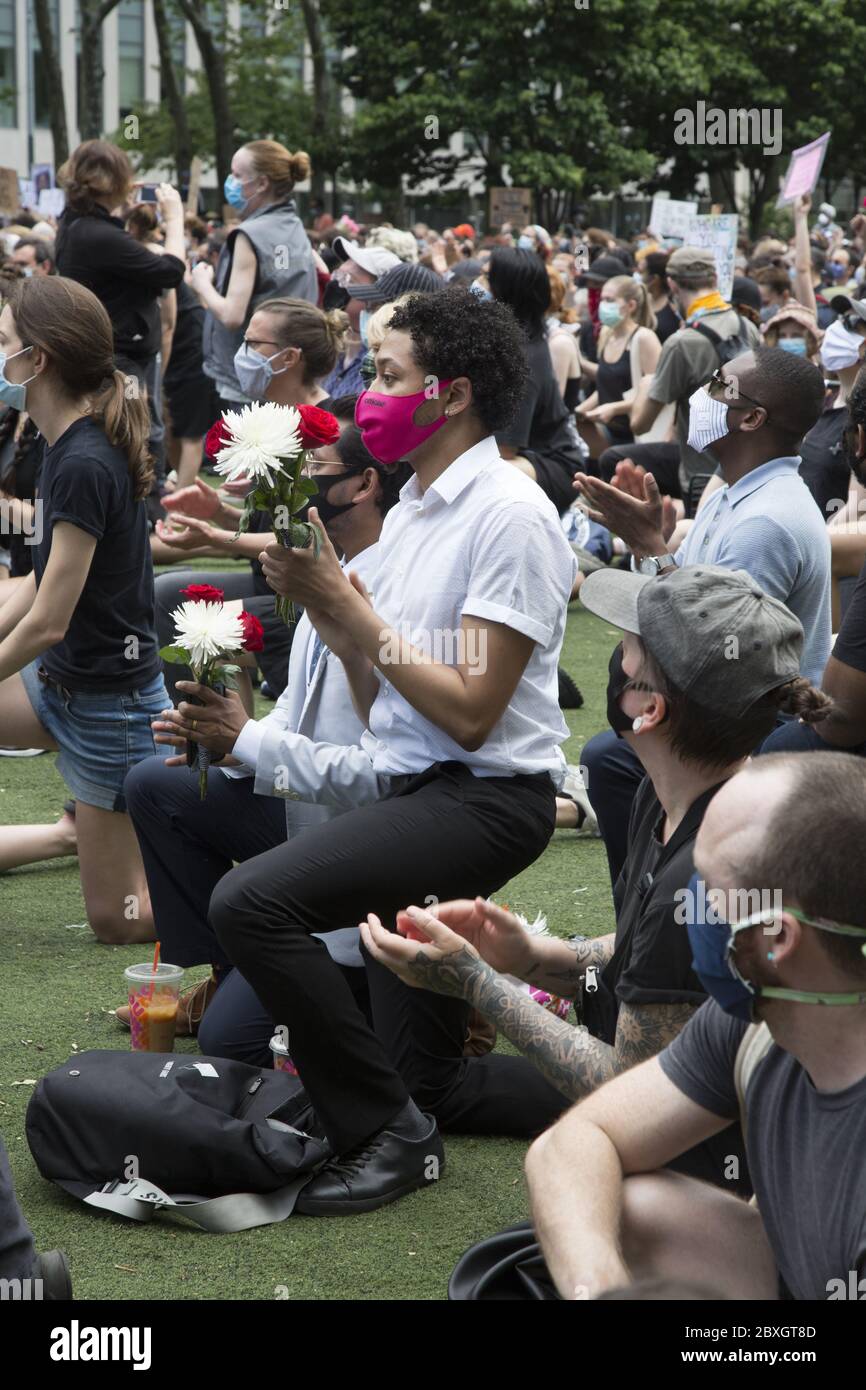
[776, 132, 831, 206]
[37, 187, 65, 217]
[681, 212, 738, 300]
[0, 166, 20, 215]
[648, 194, 697, 242]
[489, 186, 532, 230]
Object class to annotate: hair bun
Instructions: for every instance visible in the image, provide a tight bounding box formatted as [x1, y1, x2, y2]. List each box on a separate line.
[288, 150, 311, 183]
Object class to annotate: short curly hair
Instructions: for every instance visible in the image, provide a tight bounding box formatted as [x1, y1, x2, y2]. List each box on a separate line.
[386, 285, 529, 433]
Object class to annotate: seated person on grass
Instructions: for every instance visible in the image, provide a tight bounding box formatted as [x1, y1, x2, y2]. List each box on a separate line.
[524, 751, 866, 1302]
[363, 563, 830, 1192]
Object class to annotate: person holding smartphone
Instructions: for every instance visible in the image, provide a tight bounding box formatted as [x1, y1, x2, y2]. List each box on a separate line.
[55, 140, 186, 486]
[0, 275, 169, 944]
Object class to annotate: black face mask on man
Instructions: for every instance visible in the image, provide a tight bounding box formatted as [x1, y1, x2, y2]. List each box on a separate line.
[605, 642, 666, 738]
[296, 469, 358, 527]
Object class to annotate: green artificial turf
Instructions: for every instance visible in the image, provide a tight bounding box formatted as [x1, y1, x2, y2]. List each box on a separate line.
[0, 593, 618, 1301]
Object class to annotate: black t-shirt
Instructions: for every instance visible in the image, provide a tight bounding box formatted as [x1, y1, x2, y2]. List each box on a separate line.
[585, 777, 722, 1045]
[660, 999, 866, 1300]
[654, 300, 680, 344]
[162, 280, 206, 387]
[832, 557, 866, 674]
[55, 206, 185, 359]
[797, 405, 850, 522]
[498, 335, 579, 459]
[32, 417, 161, 692]
[583, 776, 749, 1193]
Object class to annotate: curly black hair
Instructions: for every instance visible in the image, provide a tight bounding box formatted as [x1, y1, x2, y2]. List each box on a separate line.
[386, 285, 529, 434]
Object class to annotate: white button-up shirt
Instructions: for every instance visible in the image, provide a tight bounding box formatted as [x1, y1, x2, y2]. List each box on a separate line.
[360, 435, 577, 781]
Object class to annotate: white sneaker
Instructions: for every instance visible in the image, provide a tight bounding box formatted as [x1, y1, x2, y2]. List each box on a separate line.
[560, 763, 600, 835]
[0, 746, 47, 757]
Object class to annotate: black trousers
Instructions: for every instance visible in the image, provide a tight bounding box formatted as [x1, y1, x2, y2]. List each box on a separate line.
[0, 1134, 35, 1280]
[598, 442, 683, 497]
[208, 762, 567, 1153]
[125, 756, 569, 1147]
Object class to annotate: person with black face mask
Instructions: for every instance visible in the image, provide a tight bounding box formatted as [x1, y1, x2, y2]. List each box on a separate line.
[526, 750, 866, 1303]
[151, 301, 350, 703]
[362, 563, 828, 1200]
[114, 405, 409, 1042]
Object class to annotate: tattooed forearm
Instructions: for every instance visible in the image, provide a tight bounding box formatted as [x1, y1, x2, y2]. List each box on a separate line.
[524, 932, 616, 994]
[404, 944, 696, 1104]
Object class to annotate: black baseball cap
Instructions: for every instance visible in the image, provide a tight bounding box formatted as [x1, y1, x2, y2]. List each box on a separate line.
[347, 261, 444, 306]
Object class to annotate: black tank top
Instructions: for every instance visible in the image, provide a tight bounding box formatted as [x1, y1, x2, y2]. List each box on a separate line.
[596, 330, 637, 407]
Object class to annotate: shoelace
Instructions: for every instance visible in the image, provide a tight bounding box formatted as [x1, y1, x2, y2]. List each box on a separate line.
[322, 1136, 382, 1179]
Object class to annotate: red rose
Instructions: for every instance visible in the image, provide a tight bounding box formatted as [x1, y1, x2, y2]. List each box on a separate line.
[240, 610, 265, 653]
[180, 583, 224, 604]
[297, 404, 340, 450]
[204, 418, 232, 460]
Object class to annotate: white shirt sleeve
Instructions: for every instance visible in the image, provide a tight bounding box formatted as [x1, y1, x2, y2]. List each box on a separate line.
[461, 504, 577, 646]
[232, 718, 265, 770]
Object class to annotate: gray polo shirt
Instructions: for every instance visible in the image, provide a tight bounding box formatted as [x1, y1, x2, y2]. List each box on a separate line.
[674, 456, 831, 684]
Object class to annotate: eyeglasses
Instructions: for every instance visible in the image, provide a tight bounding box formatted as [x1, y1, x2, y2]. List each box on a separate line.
[705, 368, 770, 417]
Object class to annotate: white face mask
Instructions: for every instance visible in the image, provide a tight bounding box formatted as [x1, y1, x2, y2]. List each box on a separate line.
[820, 319, 864, 373]
[686, 386, 732, 454]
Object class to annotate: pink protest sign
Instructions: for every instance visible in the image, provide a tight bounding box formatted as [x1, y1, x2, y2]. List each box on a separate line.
[777, 132, 831, 205]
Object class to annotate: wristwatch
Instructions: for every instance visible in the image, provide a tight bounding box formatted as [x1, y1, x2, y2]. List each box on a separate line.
[637, 553, 676, 576]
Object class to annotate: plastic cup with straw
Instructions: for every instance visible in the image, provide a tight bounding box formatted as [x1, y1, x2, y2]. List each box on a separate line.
[124, 943, 184, 1052]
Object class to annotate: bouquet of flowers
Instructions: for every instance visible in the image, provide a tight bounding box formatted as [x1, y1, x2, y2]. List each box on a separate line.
[159, 584, 265, 798]
[205, 401, 340, 625]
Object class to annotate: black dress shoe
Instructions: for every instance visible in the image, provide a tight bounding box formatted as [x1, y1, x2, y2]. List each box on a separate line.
[33, 1250, 73, 1300]
[296, 1114, 444, 1216]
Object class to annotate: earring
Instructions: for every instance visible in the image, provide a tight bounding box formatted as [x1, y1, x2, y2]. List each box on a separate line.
[767, 952, 775, 962]
[632, 716, 644, 732]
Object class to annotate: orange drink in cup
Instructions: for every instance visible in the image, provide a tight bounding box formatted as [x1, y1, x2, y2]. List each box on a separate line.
[124, 963, 184, 1051]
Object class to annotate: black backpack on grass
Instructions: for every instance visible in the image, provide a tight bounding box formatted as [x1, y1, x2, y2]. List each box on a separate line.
[26, 1050, 330, 1232]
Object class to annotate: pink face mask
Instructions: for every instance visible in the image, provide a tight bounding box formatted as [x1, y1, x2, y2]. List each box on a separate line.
[355, 381, 453, 465]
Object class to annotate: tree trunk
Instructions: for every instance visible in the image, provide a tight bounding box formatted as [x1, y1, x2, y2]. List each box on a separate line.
[33, 0, 68, 166]
[176, 0, 234, 191]
[152, 0, 192, 184]
[78, 0, 122, 141]
[299, 0, 326, 202]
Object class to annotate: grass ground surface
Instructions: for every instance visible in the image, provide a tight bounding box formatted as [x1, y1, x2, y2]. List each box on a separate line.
[0, 587, 618, 1301]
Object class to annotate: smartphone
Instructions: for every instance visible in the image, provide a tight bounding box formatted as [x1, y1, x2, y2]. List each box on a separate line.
[139, 184, 159, 204]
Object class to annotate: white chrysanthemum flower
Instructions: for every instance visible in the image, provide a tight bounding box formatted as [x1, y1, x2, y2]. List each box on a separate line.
[212, 402, 303, 486]
[170, 601, 245, 669]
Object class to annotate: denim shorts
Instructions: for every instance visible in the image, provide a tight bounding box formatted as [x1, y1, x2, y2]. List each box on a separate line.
[20, 660, 169, 813]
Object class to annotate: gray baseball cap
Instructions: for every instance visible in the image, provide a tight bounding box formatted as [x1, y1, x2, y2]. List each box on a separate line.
[580, 564, 804, 717]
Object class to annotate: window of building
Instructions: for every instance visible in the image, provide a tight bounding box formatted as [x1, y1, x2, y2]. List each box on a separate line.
[118, 0, 145, 118]
[0, 0, 15, 128]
